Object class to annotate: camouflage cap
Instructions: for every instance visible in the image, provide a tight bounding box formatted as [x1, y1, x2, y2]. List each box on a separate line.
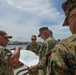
[31, 35, 37, 40]
[62, 0, 76, 26]
[38, 27, 49, 37]
[0, 30, 12, 39]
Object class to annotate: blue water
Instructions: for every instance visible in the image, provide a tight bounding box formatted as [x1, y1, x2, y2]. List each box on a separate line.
[7, 44, 27, 50]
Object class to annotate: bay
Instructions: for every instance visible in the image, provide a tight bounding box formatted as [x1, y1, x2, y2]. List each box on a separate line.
[7, 44, 27, 50]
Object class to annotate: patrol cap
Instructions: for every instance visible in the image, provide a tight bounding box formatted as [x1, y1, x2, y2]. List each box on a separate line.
[38, 27, 49, 37]
[62, 0, 76, 26]
[0, 30, 12, 39]
[31, 35, 37, 40]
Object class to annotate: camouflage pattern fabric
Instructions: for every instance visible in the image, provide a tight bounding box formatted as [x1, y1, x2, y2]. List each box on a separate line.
[0, 46, 14, 75]
[49, 34, 76, 75]
[26, 43, 41, 75]
[36, 37, 57, 75]
[26, 43, 41, 55]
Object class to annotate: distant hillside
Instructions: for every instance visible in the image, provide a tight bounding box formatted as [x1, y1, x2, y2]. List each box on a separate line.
[8, 41, 29, 45]
[8, 41, 42, 45]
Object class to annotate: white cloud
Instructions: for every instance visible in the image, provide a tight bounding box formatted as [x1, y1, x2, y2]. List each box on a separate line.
[6, 0, 14, 6]
[0, 0, 71, 41]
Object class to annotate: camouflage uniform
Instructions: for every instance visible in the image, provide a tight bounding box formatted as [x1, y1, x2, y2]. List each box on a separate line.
[47, 0, 76, 75]
[36, 37, 57, 75]
[26, 42, 41, 55]
[26, 42, 41, 75]
[0, 46, 14, 75]
[49, 34, 76, 75]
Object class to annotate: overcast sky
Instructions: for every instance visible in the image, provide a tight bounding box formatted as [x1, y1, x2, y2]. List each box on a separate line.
[0, 0, 72, 42]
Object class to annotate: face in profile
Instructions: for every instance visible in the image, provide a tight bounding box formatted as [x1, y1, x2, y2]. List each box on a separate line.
[67, 9, 76, 34]
[0, 36, 9, 47]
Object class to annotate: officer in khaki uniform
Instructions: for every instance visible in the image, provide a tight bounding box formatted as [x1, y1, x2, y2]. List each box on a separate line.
[48, 0, 76, 75]
[0, 30, 21, 75]
[29, 27, 57, 75]
[26, 35, 41, 55]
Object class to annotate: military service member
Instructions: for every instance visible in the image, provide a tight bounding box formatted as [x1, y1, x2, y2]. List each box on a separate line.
[0, 30, 21, 75]
[29, 27, 57, 75]
[26, 35, 41, 55]
[26, 35, 41, 75]
[49, 0, 76, 75]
